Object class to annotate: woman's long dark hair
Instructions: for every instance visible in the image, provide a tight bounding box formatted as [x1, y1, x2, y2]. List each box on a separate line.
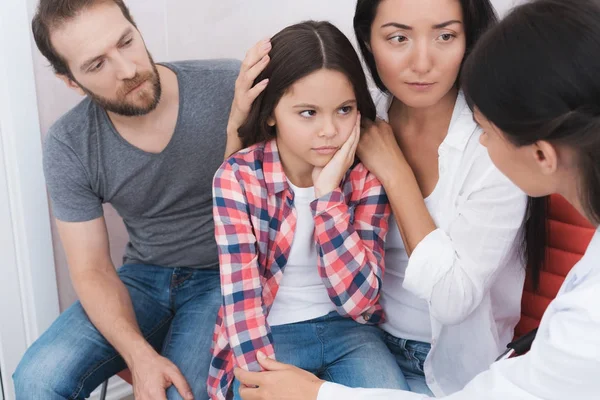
[353, 0, 498, 92]
[463, 0, 600, 288]
[238, 21, 376, 148]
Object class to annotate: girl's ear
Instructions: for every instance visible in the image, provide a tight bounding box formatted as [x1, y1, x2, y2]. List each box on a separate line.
[267, 116, 276, 127]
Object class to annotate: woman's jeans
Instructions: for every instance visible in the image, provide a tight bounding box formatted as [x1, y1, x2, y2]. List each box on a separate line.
[382, 331, 435, 396]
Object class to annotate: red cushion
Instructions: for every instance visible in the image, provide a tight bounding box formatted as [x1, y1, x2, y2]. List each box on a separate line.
[514, 194, 595, 338]
[117, 369, 133, 385]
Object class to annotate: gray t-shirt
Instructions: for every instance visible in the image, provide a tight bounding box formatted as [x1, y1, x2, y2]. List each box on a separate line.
[43, 59, 240, 269]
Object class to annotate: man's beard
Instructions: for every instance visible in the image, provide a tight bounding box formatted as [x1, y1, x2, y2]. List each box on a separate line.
[78, 53, 162, 117]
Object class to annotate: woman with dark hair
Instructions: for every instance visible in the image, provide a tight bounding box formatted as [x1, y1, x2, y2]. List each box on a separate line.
[207, 20, 411, 400]
[233, 0, 600, 399]
[349, 0, 541, 396]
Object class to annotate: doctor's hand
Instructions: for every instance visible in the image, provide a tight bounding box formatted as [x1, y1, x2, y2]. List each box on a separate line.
[235, 352, 324, 400]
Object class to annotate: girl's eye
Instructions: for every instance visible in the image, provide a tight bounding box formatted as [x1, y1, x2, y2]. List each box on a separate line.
[339, 105, 353, 115]
[300, 110, 316, 118]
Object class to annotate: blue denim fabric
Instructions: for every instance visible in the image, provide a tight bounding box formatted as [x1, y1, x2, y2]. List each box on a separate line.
[382, 331, 434, 396]
[233, 312, 409, 399]
[13, 264, 221, 400]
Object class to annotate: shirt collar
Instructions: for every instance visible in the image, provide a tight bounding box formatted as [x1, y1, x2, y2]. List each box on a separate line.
[262, 139, 289, 195]
[378, 90, 477, 153]
[444, 91, 477, 152]
[566, 226, 600, 290]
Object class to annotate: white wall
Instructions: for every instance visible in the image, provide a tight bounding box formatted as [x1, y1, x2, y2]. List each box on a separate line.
[1, 1, 60, 398]
[27, 0, 524, 310]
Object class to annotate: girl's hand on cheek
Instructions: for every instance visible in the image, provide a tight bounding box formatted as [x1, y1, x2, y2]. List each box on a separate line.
[313, 112, 360, 198]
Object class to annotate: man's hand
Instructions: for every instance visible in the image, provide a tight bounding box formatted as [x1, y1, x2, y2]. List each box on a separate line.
[130, 350, 194, 400]
[225, 38, 271, 158]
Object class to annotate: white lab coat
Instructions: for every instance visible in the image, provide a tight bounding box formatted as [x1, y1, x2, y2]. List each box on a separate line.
[318, 227, 600, 400]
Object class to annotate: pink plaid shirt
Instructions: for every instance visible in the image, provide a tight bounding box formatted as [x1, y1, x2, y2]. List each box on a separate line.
[207, 139, 390, 399]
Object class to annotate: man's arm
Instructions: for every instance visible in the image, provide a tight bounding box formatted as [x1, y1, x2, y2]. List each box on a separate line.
[57, 217, 193, 400]
[57, 217, 148, 366]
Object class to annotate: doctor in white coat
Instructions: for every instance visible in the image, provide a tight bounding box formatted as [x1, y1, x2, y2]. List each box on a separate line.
[234, 0, 600, 399]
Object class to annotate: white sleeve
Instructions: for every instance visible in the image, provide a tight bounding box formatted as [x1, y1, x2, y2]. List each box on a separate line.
[318, 279, 600, 400]
[318, 382, 428, 400]
[403, 167, 527, 324]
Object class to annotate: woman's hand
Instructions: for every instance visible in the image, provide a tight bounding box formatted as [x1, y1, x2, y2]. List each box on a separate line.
[312, 112, 361, 198]
[225, 38, 271, 158]
[235, 352, 324, 400]
[356, 119, 408, 186]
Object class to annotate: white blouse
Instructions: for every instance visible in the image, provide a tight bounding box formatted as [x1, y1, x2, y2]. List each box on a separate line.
[375, 90, 528, 395]
[319, 227, 600, 400]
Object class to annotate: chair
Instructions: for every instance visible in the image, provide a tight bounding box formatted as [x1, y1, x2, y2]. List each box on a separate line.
[99, 369, 132, 400]
[498, 194, 595, 359]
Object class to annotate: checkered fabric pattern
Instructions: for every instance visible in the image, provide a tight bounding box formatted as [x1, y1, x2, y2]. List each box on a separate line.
[207, 139, 390, 399]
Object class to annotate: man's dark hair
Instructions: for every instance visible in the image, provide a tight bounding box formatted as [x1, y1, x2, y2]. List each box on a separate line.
[32, 0, 137, 77]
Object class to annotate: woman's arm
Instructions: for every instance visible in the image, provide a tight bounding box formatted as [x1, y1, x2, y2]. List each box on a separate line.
[401, 168, 526, 324]
[213, 161, 275, 371]
[357, 119, 436, 255]
[358, 121, 527, 325]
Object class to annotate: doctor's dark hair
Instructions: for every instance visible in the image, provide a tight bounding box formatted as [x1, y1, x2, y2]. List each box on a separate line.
[237, 20, 376, 148]
[462, 0, 600, 288]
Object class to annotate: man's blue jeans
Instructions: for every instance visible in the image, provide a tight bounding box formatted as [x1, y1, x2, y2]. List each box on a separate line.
[13, 264, 221, 400]
[233, 311, 410, 399]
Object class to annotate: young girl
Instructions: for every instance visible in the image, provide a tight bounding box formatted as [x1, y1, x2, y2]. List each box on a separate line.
[207, 21, 409, 400]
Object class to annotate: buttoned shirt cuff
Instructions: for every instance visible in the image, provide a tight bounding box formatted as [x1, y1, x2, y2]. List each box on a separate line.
[311, 188, 346, 217]
[403, 228, 455, 301]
